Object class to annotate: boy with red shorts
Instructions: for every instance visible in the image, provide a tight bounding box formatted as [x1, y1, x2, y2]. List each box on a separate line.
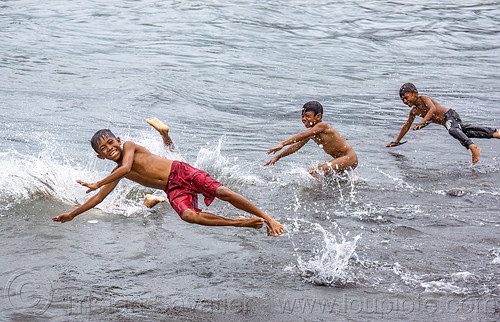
[52, 123, 285, 237]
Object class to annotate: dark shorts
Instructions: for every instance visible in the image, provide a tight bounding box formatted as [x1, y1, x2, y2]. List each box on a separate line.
[444, 109, 496, 149]
[163, 161, 222, 217]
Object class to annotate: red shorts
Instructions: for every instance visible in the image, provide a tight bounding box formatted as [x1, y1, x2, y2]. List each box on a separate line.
[164, 161, 222, 217]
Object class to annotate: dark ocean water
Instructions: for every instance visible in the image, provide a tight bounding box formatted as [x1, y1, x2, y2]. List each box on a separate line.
[1, 0, 499, 320]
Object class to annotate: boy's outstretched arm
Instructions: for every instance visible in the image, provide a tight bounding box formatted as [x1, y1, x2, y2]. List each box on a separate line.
[52, 180, 120, 223]
[264, 139, 308, 166]
[386, 110, 416, 147]
[83, 141, 136, 193]
[267, 123, 326, 155]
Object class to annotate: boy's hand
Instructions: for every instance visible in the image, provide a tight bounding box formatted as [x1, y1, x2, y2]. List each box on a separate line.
[263, 156, 279, 166]
[267, 143, 283, 154]
[77, 180, 99, 193]
[411, 121, 431, 131]
[52, 213, 75, 223]
[386, 141, 407, 147]
[386, 141, 400, 147]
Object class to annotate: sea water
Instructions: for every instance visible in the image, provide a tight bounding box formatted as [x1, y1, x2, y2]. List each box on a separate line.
[1, 0, 499, 320]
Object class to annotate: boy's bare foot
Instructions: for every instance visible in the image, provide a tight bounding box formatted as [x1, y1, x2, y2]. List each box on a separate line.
[266, 217, 285, 237]
[144, 194, 166, 208]
[494, 129, 500, 139]
[146, 117, 175, 150]
[237, 217, 265, 229]
[146, 117, 169, 134]
[469, 144, 481, 165]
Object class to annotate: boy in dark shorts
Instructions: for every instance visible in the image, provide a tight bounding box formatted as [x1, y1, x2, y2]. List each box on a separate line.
[386, 82, 500, 165]
[264, 101, 358, 178]
[52, 124, 285, 237]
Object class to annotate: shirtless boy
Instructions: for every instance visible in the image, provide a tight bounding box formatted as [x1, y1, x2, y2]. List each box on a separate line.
[52, 126, 285, 237]
[386, 83, 500, 165]
[264, 101, 358, 178]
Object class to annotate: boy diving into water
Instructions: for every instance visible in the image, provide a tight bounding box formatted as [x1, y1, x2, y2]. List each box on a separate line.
[52, 120, 285, 237]
[264, 101, 358, 178]
[386, 83, 500, 165]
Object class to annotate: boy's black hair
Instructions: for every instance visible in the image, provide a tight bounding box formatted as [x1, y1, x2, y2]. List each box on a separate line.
[399, 82, 418, 97]
[91, 129, 116, 153]
[302, 101, 323, 117]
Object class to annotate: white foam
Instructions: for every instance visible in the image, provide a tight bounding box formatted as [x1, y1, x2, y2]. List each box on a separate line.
[419, 271, 483, 295]
[288, 219, 361, 287]
[193, 136, 264, 186]
[490, 248, 500, 264]
[421, 280, 462, 294]
[391, 262, 422, 288]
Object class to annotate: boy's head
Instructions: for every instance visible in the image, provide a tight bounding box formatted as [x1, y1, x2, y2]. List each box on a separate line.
[399, 83, 420, 107]
[301, 101, 323, 128]
[302, 101, 323, 117]
[399, 82, 418, 98]
[91, 129, 116, 153]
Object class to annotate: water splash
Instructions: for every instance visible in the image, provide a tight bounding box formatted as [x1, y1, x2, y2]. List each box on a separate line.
[376, 168, 423, 192]
[193, 136, 263, 187]
[391, 262, 494, 296]
[0, 149, 132, 215]
[419, 271, 491, 296]
[391, 262, 423, 288]
[490, 248, 500, 264]
[132, 130, 184, 162]
[287, 219, 360, 287]
[0, 129, 153, 217]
